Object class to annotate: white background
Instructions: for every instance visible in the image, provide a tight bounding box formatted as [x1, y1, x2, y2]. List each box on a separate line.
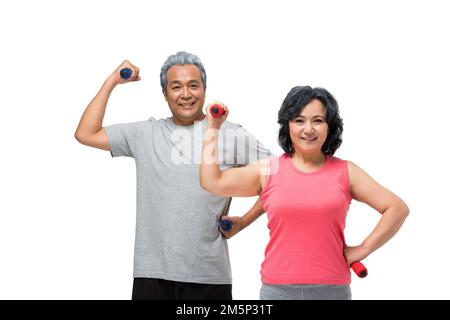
[1, 0, 449, 300]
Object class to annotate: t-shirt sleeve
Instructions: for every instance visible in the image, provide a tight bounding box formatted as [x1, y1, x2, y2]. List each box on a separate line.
[104, 122, 141, 158]
[234, 126, 273, 165]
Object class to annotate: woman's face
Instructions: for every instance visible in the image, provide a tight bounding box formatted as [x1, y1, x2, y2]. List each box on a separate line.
[288, 99, 329, 156]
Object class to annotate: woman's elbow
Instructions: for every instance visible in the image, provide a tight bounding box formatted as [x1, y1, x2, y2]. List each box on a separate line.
[394, 198, 410, 221]
[383, 197, 409, 220]
[401, 201, 410, 219]
[200, 176, 218, 194]
[199, 176, 209, 191]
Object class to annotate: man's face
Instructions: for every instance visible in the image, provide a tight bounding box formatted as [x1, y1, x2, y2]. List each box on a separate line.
[164, 64, 206, 125]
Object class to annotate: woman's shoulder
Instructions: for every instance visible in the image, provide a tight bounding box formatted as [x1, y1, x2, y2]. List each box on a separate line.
[329, 155, 346, 162]
[329, 155, 353, 166]
[327, 156, 357, 175]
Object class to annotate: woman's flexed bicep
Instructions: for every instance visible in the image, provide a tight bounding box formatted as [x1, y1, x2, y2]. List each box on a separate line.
[200, 161, 263, 197]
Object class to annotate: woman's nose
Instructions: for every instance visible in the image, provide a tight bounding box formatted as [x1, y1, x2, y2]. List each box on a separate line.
[303, 121, 313, 133]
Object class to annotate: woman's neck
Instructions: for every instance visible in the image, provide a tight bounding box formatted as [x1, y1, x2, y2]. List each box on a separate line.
[291, 151, 327, 171]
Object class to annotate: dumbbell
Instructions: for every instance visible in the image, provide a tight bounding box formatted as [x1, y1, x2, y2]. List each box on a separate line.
[120, 68, 133, 80]
[210, 104, 225, 118]
[351, 261, 368, 278]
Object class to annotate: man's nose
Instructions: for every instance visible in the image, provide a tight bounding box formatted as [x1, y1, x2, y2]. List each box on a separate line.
[181, 86, 192, 98]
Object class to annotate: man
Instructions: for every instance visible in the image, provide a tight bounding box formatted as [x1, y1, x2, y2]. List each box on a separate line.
[74, 51, 271, 300]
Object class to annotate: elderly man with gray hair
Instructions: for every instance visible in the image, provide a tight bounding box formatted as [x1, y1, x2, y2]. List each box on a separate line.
[74, 51, 271, 300]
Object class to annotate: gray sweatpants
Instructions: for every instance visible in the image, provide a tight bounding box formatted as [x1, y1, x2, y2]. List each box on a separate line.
[260, 283, 352, 300]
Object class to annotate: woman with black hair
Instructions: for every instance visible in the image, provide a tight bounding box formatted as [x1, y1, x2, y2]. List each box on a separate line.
[200, 86, 409, 300]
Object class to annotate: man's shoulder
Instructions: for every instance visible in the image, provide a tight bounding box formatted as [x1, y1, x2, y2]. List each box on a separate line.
[122, 117, 163, 129]
[105, 118, 161, 137]
[222, 120, 261, 138]
[222, 120, 244, 131]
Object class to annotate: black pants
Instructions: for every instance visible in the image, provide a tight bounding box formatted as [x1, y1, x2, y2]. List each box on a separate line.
[132, 278, 232, 300]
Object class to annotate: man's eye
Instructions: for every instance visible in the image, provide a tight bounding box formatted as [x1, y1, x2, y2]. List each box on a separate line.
[190, 84, 198, 89]
[172, 86, 180, 90]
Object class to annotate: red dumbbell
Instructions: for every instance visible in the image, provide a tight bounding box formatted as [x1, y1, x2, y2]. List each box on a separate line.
[210, 104, 225, 118]
[351, 261, 368, 278]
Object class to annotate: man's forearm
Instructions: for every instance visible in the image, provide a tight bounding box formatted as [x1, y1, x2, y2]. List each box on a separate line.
[75, 77, 117, 139]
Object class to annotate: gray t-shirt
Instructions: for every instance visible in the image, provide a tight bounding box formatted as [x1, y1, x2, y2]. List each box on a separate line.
[104, 117, 271, 284]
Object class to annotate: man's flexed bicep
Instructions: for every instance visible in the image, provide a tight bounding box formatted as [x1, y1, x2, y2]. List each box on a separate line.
[75, 128, 111, 151]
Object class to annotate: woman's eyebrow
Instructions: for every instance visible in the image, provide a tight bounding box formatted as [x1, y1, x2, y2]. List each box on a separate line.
[296, 115, 325, 118]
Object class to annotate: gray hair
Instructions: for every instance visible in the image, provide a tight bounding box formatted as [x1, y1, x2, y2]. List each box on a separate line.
[160, 51, 207, 93]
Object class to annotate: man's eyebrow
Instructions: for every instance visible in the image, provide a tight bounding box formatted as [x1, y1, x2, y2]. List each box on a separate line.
[169, 79, 200, 84]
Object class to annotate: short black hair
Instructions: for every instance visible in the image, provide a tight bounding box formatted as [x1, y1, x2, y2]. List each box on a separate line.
[278, 86, 343, 156]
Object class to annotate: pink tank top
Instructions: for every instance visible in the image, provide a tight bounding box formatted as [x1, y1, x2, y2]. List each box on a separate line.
[260, 153, 352, 285]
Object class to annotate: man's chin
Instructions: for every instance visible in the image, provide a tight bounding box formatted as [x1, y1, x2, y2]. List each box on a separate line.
[174, 109, 205, 123]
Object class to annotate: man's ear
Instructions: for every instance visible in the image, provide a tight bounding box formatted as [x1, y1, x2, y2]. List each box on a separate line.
[163, 90, 168, 101]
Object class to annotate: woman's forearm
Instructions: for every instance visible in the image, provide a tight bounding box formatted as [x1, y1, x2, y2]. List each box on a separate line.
[361, 201, 409, 256]
[200, 124, 222, 193]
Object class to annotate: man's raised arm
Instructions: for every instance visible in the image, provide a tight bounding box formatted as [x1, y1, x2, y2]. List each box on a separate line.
[74, 60, 140, 150]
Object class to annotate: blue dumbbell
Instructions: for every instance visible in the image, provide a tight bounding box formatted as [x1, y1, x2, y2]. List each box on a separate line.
[219, 219, 233, 232]
[120, 68, 132, 79]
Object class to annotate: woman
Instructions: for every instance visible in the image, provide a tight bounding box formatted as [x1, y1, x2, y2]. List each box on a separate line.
[200, 86, 409, 300]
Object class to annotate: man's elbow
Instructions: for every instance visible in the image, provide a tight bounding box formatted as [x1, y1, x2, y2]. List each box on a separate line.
[74, 130, 89, 145]
[74, 130, 83, 144]
[74, 130, 93, 147]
